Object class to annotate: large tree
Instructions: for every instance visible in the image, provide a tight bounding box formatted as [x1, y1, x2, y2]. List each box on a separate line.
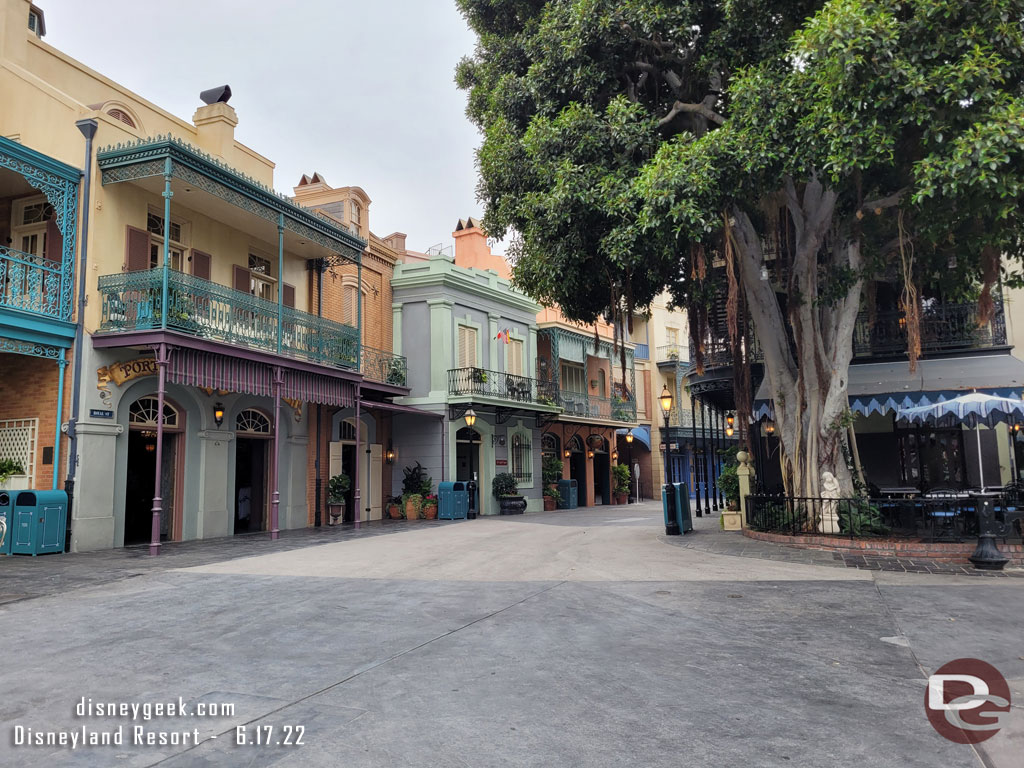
[457, 0, 1024, 501]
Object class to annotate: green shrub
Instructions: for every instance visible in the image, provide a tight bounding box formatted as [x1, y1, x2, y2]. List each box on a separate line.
[542, 454, 563, 487]
[0, 458, 25, 485]
[402, 462, 429, 497]
[492, 472, 518, 498]
[612, 464, 631, 494]
[327, 474, 350, 504]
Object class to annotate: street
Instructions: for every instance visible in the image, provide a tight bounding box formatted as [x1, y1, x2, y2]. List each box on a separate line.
[1, 503, 1021, 767]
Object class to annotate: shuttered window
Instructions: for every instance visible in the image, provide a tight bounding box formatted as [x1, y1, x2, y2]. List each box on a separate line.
[560, 363, 586, 393]
[507, 338, 524, 376]
[458, 326, 478, 368]
[125, 226, 150, 272]
[191, 250, 211, 280]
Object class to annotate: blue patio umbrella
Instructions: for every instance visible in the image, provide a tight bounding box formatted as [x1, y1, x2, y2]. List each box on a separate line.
[896, 392, 1024, 488]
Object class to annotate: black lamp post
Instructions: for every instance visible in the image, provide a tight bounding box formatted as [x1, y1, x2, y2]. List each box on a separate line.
[625, 431, 634, 503]
[465, 408, 478, 518]
[660, 385, 674, 484]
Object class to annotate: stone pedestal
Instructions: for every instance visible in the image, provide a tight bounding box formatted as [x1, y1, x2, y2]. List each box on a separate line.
[724, 451, 753, 531]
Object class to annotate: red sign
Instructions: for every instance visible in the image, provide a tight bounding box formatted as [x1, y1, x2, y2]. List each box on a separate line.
[495, 459, 508, 466]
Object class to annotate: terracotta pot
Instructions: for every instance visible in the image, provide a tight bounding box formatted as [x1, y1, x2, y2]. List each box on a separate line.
[387, 505, 401, 519]
[327, 503, 344, 526]
[613, 492, 628, 505]
[405, 500, 420, 520]
[543, 496, 557, 511]
[423, 504, 438, 520]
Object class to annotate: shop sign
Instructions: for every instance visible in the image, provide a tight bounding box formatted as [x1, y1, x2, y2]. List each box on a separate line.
[495, 459, 508, 466]
[97, 357, 158, 407]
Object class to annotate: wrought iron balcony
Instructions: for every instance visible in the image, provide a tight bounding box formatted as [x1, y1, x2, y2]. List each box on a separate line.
[0, 245, 63, 320]
[559, 390, 637, 423]
[361, 345, 408, 387]
[853, 300, 1006, 358]
[97, 268, 360, 369]
[448, 367, 558, 407]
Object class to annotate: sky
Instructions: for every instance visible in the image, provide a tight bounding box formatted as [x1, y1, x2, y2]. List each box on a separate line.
[42, 0, 486, 253]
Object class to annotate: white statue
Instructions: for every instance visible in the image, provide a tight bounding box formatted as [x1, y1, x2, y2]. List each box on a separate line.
[820, 471, 841, 534]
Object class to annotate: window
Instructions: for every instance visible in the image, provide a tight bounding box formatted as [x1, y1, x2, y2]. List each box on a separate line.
[344, 284, 358, 326]
[28, 8, 43, 37]
[598, 369, 607, 398]
[541, 432, 560, 459]
[147, 211, 186, 271]
[458, 325, 478, 368]
[128, 397, 179, 428]
[247, 253, 275, 301]
[236, 409, 271, 435]
[350, 201, 361, 227]
[507, 338, 524, 376]
[665, 327, 679, 346]
[510, 432, 532, 484]
[560, 363, 586, 394]
[12, 198, 53, 258]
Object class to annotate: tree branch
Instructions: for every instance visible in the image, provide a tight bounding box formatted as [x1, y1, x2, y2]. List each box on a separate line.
[859, 187, 909, 215]
[658, 99, 725, 128]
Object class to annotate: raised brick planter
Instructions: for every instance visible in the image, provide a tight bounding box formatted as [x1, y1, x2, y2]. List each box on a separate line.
[742, 529, 1024, 566]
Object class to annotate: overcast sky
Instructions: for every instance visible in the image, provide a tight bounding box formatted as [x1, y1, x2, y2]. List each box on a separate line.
[43, 0, 486, 253]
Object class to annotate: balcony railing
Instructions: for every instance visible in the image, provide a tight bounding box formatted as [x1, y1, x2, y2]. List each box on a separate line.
[448, 367, 557, 407]
[0, 245, 62, 320]
[853, 300, 1006, 358]
[559, 390, 637, 423]
[361, 345, 408, 386]
[656, 344, 688, 363]
[97, 268, 360, 369]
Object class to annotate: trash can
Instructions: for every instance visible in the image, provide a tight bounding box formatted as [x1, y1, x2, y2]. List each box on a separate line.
[0, 491, 11, 555]
[9, 490, 67, 556]
[673, 482, 694, 534]
[557, 479, 578, 509]
[662, 484, 680, 535]
[438, 481, 469, 520]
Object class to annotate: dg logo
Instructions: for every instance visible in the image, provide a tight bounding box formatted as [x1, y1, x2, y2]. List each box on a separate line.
[925, 658, 1011, 744]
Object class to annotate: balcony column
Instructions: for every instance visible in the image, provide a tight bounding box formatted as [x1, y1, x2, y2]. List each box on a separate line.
[52, 350, 67, 491]
[700, 398, 711, 514]
[356, 256, 363, 367]
[710, 407, 719, 511]
[353, 384, 361, 527]
[277, 214, 284, 355]
[149, 343, 170, 555]
[271, 365, 283, 540]
[160, 159, 173, 330]
[690, 390, 701, 517]
[718, 410, 726, 506]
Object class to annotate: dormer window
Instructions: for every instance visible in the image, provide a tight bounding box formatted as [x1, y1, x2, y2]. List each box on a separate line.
[350, 201, 361, 228]
[28, 6, 45, 38]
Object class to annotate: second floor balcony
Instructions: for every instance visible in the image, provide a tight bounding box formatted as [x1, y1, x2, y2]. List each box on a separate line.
[97, 268, 406, 384]
[448, 367, 558, 408]
[1, 245, 63, 321]
[560, 390, 637, 423]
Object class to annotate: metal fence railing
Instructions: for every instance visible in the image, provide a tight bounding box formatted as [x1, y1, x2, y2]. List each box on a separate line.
[447, 367, 557, 407]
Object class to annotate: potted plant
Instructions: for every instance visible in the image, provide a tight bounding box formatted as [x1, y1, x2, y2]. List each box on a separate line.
[386, 359, 407, 386]
[492, 472, 525, 515]
[612, 464, 631, 505]
[386, 496, 402, 519]
[403, 493, 423, 520]
[542, 454, 563, 511]
[422, 494, 438, 519]
[327, 473, 350, 526]
[0, 458, 26, 490]
[471, 368, 489, 384]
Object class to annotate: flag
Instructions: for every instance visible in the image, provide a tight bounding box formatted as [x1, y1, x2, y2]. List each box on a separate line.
[497, 329, 510, 344]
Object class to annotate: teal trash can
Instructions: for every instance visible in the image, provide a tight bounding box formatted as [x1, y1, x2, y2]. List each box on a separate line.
[438, 481, 469, 520]
[10, 490, 67, 555]
[673, 482, 694, 533]
[0, 491, 11, 555]
[557, 479, 578, 509]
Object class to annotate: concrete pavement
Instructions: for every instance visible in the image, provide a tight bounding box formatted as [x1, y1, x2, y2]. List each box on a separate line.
[0, 502, 1020, 767]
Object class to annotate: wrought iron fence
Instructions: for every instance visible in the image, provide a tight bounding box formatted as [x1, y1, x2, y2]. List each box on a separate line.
[742, 494, 1022, 541]
[97, 268, 360, 368]
[0, 245, 62, 319]
[448, 367, 557, 406]
[361, 345, 408, 386]
[559, 391, 637, 422]
[853, 300, 1006, 357]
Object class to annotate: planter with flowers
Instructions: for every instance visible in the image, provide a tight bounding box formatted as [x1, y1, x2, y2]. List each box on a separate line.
[422, 494, 438, 519]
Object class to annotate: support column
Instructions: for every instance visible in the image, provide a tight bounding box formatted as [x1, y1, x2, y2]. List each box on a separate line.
[149, 343, 169, 555]
[356, 256, 363, 370]
[700, 398, 711, 515]
[160, 160, 172, 330]
[271, 366, 282, 540]
[710, 405, 719, 511]
[277, 214, 284, 355]
[354, 384, 361, 527]
[690, 391, 701, 517]
[53, 351, 67, 491]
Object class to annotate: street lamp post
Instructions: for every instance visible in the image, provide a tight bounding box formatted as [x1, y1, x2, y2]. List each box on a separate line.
[625, 431, 634, 503]
[465, 408, 478, 518]
[659, 385, 674, 485]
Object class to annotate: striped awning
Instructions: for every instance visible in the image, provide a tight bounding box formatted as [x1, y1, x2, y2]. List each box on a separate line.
[167, 349, 355, 407]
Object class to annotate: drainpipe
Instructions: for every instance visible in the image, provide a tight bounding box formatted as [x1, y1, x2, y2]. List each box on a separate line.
[63, 118, 97, 549]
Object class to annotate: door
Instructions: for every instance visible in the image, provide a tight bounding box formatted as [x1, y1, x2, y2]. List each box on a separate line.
[367, 444, 383, 521]
[235, 438, 268, 533]
[124, 430, 178, 545]
[569, 450, 587, 506]
[593, 452, 610, 505]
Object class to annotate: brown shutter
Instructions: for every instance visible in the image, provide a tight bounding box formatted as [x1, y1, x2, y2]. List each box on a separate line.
[283, 283, 295, 308]
[45, 214, 62, 263]
[232, 265, 250, 293]
[191, 250, 211, 280]
[125, 226, 150, 272]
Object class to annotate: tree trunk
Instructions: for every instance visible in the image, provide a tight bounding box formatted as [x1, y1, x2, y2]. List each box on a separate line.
[728, 178, 863, 529]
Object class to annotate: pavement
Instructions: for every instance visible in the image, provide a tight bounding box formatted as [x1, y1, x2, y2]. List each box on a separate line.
[1, 502, 1021, 767]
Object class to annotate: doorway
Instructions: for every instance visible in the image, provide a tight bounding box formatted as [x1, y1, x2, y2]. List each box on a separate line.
[234, 438, 268, 533]
[593, 450, 610, 505]
[567, 435, 587, 506]
[456, 427, 481, 513]
[124, 396, 182, 546]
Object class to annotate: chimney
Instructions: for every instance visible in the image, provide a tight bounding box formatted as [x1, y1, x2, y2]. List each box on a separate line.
[452, 217, 510, 278]
[383, 232, 407, 253]
[192, 85, 237, 160]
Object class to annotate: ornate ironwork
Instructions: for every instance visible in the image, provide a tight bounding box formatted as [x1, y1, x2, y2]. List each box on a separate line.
[448, 366, 558, 408]
[558, 391, 637, 423]
[0, 245, 62, 318]
[0, 138, 79, 322]
[853, 300, 1007, 357]
[96, 268, 359, 369]
[97, 136, 363, 263]
[361, 345, 407, 386]
[0, 335, 62, 360]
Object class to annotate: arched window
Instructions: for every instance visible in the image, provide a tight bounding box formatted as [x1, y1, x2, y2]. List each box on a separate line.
[566, 435, 584, 454]
[456, 427, 481, 443]
[129, 397, 179, 428]
[236, 409, 271, 435]
[541, 432, 560, 459]
[107, 108, 137, 128]
[510, 431, 532, 483]
[340, 420, 357, 441]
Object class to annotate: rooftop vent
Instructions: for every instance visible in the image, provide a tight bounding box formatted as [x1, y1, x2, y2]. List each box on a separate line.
[199, 85, 232, 105]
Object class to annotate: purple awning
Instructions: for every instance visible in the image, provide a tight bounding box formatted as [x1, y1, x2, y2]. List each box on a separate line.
[282, 369, 355, 408]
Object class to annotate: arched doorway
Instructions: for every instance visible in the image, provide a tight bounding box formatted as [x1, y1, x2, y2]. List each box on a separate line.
[234, 408, 272, 534]
[566, 434, 586, 506]
[588, 434, 611, 506]
[456, 427, 482, 512]
[125, 396, 183, 545]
